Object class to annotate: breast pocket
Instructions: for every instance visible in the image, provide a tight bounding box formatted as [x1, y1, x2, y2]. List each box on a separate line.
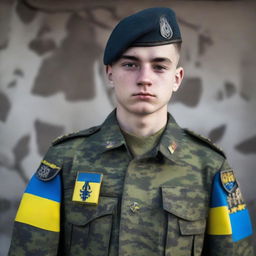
[162, 186, 208, 256]
[64, 194, 118, 256]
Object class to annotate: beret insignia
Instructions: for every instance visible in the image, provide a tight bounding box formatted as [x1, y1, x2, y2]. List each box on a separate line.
[160, 16, 173, 39]
[36, 160, 61, 181]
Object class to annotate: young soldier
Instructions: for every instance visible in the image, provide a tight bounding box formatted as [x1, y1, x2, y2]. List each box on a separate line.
[8, 7, 254, 256]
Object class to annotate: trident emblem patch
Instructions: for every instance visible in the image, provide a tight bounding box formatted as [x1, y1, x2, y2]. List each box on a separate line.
[80, 181, 92, 201]
[72, 172, 103, 205]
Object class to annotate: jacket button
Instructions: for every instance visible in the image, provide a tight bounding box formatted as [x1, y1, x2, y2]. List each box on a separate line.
[130, 202, 140, 213]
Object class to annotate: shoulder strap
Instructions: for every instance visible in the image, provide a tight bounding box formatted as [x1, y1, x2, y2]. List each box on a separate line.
[52, 125, 100, 146]
[184, 128, 226, 158]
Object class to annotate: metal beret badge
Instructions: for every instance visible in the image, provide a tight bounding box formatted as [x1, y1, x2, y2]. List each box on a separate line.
[160, 16, 173, 39]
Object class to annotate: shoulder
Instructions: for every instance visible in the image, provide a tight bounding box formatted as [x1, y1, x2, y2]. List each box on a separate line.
[183, 128, 226, 158]
[52, 125, 101, 146]
[36, 126, 101, 181]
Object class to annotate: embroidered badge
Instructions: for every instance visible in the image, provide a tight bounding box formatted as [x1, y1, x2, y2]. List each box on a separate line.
[227, 187, 246, 214]
[72, 172, 103, 205]
[220, 169, 246, 214]
[220, 169, 238, 193]
[168, 141, 177, 154]
[160, 16, 173, 39]
[207, 171, 252, 242]
[36, 160, 61, 181]
[80, 181, 92, 201]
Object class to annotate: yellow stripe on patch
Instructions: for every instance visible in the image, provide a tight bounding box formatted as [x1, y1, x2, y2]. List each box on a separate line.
[15, 193, 60, 232]
[41, 160, 60, 170]
[207, 206, 232, 235]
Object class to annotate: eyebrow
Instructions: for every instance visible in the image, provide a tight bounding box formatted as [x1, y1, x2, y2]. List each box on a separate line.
[120, 55, 139, 61]
[120, 55, 172, 64]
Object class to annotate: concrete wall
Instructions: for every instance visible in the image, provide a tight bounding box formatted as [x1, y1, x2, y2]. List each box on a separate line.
[0, 1, 255, 255]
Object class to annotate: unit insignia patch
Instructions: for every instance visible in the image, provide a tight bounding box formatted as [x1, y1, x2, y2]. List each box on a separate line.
[72, 172, 103, 205]
[36, 160, 61, 181]
[220, 169, 238, 193]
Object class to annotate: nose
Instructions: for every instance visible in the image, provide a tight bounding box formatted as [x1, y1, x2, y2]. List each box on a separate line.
[136, 65, 152, 87]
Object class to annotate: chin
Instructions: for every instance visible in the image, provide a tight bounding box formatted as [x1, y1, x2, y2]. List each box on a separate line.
[129, 107, 156, 116]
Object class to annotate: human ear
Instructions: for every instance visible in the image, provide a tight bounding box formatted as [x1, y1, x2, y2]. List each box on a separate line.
[173, 66, 184, 92]
[106, 65, 113, 83]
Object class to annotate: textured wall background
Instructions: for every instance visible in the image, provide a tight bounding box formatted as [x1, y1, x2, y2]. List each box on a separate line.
[0, 0, 255, 255]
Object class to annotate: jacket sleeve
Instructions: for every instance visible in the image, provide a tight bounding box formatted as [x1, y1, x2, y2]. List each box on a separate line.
[204, 160, 254, 256]
[8, 152, 62, 256]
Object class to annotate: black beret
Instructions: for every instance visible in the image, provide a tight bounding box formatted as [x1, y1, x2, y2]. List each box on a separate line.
[103, 7, 182, 65]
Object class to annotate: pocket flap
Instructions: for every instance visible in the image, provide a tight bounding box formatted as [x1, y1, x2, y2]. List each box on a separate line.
[178, 219, 206, 235]
[66, 196, 118, 226]
[162, 186, 208, 221]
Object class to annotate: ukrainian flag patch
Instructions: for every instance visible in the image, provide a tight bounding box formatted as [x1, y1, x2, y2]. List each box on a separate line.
[72, 172, 103, 205]
[207, 170, 253, 242]
[15, 174, 61, 232]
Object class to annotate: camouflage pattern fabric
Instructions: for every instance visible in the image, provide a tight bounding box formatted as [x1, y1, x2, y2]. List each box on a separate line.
[8, 110, 254, 256]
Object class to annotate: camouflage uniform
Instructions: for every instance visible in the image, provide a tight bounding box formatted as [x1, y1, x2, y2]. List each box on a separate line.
[8, 110, 254, 256]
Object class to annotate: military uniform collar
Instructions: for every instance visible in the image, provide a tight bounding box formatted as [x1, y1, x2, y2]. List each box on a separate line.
[87, 109, 127, 154]
[89, 110, 184, 162]
[157, 113, 184, 163]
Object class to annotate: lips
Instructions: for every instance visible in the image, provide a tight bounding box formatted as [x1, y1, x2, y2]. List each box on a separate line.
[132, 92, 156, 100]
[132, 92, 155, 97]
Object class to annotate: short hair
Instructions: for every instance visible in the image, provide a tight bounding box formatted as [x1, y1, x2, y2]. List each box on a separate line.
[173, 42, 182, 55]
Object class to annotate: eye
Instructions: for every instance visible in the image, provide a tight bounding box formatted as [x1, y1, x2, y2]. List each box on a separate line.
[153, 64, 167, 71]
[122, 62, 139, 69]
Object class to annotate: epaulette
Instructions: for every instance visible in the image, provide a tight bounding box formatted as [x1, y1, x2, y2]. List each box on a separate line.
[183, 128, 226, 158]
[52, 125, 100, 146]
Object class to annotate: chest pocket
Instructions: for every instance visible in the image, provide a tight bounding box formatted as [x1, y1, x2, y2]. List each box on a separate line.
[64, 194, 118, 256]
[162, 186, 208, 256]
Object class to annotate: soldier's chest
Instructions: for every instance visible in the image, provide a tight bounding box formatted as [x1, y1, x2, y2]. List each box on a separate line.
[63, 148, 206, 202]
[61, 148, 209, 256]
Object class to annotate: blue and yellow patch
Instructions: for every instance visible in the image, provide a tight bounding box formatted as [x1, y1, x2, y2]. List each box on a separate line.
[220, 169, 238, 193]
[72, 172, 103, 205]
[15, 174, 61, 232]
[207, 170, 252, 242]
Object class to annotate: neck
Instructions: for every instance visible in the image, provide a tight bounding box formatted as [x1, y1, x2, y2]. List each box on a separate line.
[116, 107, 168, 137]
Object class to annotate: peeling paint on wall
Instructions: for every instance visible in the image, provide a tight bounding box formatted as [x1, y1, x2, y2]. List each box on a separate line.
[35, 119, 64, 156]
[0, 92, 11, 122]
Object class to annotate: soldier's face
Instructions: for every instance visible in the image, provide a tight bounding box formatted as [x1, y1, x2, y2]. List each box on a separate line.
[106, 44, 184, 117]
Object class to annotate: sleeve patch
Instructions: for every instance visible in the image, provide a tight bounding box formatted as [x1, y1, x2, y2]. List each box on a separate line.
[207, 171, 253, 242]
[15, 174, 61, 232]
[220, 169, 238, 193]
[36, 160, 61, 181]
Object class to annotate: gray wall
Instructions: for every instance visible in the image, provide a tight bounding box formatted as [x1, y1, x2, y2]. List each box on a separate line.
[0, 1, 255, 255]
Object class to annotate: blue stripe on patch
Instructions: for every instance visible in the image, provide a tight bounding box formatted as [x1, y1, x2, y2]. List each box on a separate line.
[210, 172, 228, 208]
[77, 173, 101, 183]
[25, 174, 61, 202]
[230, 209, 253, 242]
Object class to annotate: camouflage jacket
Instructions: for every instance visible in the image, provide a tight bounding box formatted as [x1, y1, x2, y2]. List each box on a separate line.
[8, 110, 254, 256]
